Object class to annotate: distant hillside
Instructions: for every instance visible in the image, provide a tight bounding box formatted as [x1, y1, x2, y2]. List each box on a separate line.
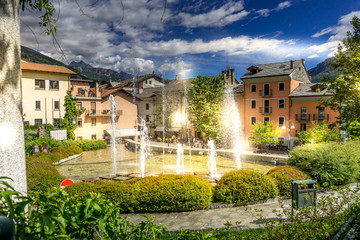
[308, 58, 339, 82]
[69, 61, 132, 82]
[20, 46, 131, 83]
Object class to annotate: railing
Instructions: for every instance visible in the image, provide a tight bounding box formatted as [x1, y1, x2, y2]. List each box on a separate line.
[76, 90, 97, 98]
[312, 114, 329, 121]
[86, 109, 123, 116]
[295, 114, 310, 121]
[259, 107, 272, 114]
[259, 89, 273, 97]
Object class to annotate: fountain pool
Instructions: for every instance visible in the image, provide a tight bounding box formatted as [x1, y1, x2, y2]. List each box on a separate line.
[55, 144, 276, 181]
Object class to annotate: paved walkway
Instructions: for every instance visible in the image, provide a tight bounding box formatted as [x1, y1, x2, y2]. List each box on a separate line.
[120, 198, 291, 232]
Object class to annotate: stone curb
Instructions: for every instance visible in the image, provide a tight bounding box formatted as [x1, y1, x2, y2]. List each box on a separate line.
[52, 153, 82, 166]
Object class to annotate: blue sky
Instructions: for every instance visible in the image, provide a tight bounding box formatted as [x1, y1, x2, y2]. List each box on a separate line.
[20, 0, 360, 80]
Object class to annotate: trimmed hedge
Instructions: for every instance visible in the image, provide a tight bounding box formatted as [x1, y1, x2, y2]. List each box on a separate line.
[267, 166, 310, 196]
[26, 145, 82, 193]
[65, 175, 213, 213]
[288, 141, 360, 186]
[25, 139, 108, 154]
[214, 170, 278, 204]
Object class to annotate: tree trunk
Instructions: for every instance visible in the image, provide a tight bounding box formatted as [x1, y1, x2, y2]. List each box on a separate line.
[0, 0, 28, 193]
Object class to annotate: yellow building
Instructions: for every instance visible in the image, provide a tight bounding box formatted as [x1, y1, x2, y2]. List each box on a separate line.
[21, 61, 75, 126]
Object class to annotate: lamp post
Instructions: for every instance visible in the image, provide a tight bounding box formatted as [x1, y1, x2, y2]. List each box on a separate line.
[282, 119, 295, 150]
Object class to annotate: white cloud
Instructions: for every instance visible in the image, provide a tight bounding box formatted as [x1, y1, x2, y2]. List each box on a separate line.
[114, 57, 155, 75]
[309, 11, 360, 54]
[118, 36, 284, 57]
[285, 53, 294, 58]
[307, 54, 319, 59]
[177, 1, 249, 28]
[255, 1, 292, 18]
[286, 39, 296, 45]
[158, 59, 192, 79]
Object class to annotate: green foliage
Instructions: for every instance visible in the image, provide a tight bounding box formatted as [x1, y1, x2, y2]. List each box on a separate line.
[214, 170, 278, 204]
[187, 75, 225, 140]
[267, 166, 310, 196]
[348, 121, 360, 139]
[288, 141, 360, 186]
[320, 16, 360, 129]
[297, 120, 340, 144]
[26, 145, 82, 193]
[353, 202, 360, 238]
[66, 175, 213, 213]
[250, 121, 282, 149]
[25, 137, 61, 154]
[62, 90, 85, 140]
[20, 0, 57, 35]
[59, 139, 108, 151]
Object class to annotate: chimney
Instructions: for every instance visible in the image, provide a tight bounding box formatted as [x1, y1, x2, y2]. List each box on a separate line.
[175, 74, 179, 80]
[290, 60, 294, 69]
[152, 70, 155, 74]
[95, 82, 99, 97]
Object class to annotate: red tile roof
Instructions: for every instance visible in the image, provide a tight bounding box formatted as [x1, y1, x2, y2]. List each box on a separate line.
[21, 62, 76, 74]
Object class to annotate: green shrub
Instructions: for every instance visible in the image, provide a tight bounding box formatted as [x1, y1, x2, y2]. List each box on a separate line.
[25, 137, 62, 154]
[288, 141, 360, 186]
[267, 166, 310, 196]
[59, 139, 108, 151]
[214, 170, 278, 204]
[66, 175, 213, 213]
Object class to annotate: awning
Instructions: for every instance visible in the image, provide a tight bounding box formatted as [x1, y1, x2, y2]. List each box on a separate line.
[105, 128, 140, 137]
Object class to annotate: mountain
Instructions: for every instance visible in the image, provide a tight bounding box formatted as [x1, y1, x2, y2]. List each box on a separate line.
[308, 58, 339, 82]
[20, 46, 132, 83]
[69, 61, 132, 82]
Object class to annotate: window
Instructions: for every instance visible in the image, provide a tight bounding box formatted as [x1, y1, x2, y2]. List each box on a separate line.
[318, 107, 325, 120]
[300, 123, 306, 131]
[146, 103, 150, 110]
[264, 84, 270, 96]
[53, 118, 61, 127]
[264, 100, 270, 113]
[251, 100, 256, 109]
[279, 82, 285, 91]
[91, 102, 96, 114]
[300, 107, 307, 120]
[35, 101, 41, 110]
[77, 118, 82, 127]
[251, 85, 256, 92]
[54, 101, 60, 110]
[91, 134, 97, 140]
[279, 99, 285, 108]
[251, 117, 256, 125]
[264, 117, 270, 123]
[49, 80, 59, 90]
[149, 80, 152, 85]
[35, 79, 45, 89]
[91, 118, 96, 126]
[34, 119, 43, 125]
[278, 117, 285, 127]
[76, 102, 82, 110]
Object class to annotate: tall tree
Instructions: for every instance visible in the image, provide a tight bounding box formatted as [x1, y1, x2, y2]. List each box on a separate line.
[62, 91, 85, 140]
[320, 16, 360, 129]
[250, 121, 281, 150]
[187, 75, 225, 140]
[0, 0, 56, 193]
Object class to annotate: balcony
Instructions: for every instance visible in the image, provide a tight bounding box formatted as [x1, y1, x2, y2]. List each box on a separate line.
[259, 107, 272, 114]
[259, 89, 273, 97]
[295, 114, 310, 121]
[86, 109, 123, 117]
[76, 90, 97, 98]
[313, 114, 329, 121]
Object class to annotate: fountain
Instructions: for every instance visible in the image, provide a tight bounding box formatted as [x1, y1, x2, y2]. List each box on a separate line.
[222, 85, 242, 170]
[109, 95, 117, 176]
[176, 143, 185, 174]
[208, 140, 218, 179]
[139, 117, 150, 177]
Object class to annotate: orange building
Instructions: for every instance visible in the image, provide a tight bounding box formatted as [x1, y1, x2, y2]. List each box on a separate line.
[241, 60, 338, 148]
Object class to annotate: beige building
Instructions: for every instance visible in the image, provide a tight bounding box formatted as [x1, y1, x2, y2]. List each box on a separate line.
[71, 79, 138, 140]
[21, 61, 75, 126]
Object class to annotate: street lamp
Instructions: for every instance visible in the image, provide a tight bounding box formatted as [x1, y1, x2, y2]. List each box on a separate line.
[282, 120, 295, 150]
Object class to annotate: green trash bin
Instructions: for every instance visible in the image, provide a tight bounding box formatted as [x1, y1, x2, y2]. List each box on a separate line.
[291, 179, 317, 209]
[0, 216, 15, 240]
